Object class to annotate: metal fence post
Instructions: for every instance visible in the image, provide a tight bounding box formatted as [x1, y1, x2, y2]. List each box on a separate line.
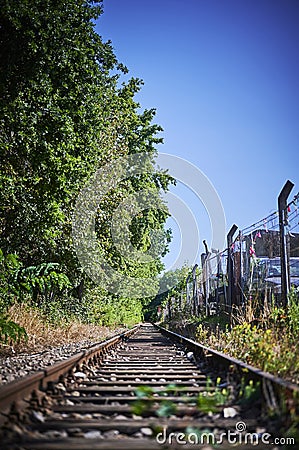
[186, 274, 191, 313]
[278, 180, 294, 307]
[167, 297, 172, 320]
[200, 253, 207, 313]
[227, 224, 238, 312]
[212, 248, 221, 308]
[192, 264, 198, 316]
[201, 241, 210, 316]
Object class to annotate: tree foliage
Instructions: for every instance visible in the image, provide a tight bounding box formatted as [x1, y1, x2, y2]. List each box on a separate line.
[1, 0, 118, 265]
[145, 265, 192, 321]
[0, 0, 174, 328]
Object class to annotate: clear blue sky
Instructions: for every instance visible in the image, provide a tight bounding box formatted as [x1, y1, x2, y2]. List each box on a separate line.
[96, 0, 299, 270]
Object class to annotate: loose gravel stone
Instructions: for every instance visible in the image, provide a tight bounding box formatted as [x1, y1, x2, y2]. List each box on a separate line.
[84, 430, 103, 439]
[31, 411, 45, 423]
[74, 371, 87, 379]
[0, 329, 126, 386]
[103, 430, 120, 439]
[44, 430, 68, 439]
[140, 427, 153, 436]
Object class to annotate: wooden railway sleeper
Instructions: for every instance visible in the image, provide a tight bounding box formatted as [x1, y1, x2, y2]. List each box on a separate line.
[0, 324, 296, 449]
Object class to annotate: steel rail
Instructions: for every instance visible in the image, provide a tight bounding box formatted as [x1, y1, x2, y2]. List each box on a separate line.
[155, 324, 299, 412]
[0, 325, 140, 425]
[0, 323, 297, 449]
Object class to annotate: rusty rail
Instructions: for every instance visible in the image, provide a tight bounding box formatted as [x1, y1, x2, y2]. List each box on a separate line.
[0, 325, 140, 426]
[156, 324, 299, 412]
[0, 323, 297, 449]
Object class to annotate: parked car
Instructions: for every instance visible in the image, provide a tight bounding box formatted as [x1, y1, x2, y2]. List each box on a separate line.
[250, 257, 299, 296]
[265, 257, 299, 294]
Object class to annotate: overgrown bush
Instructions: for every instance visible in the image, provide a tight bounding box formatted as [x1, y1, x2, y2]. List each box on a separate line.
[287, 287, 299, 336]
[0, 246, 143, 339]
[85, 287, 143, 327]
[0, 314, 27, 346]
[0, 250, 28, 345]
[0, 248, 22, 309]
[16, 262, 71, 307]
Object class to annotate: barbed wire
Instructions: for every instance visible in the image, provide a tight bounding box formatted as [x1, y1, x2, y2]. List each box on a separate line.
[241, 191, 299, 236]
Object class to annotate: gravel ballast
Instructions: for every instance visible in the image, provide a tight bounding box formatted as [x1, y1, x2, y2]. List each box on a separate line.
[0, 328, 127, 385]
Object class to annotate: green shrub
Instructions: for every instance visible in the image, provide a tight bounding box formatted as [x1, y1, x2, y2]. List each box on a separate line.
[288, 287, 299, 336]
[0, 314, 27, 345]
[16, 262, 71, 307]
[85, 287, 143, 327]
[0, 248, 21, 309]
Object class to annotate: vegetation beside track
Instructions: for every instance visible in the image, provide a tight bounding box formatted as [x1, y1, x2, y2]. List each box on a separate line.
[0, 0, 174, 345]
[0, 302, 128, 356]
[162, 289, 299, 385]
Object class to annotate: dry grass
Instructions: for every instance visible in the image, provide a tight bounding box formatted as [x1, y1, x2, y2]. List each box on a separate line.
[0, 303, 125, 355]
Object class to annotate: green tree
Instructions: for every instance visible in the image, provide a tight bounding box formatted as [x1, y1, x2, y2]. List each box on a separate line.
[145, 265, 192, 320]
[0, 0, 174, 321]
[0, 0, 118, 266]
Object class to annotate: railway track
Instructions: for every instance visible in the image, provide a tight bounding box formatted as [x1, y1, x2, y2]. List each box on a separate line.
[0, 323, 298, 449]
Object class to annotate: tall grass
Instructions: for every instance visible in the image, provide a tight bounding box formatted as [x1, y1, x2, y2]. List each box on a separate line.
[0, 303, 125, 355]
[195, 291, 299, 383]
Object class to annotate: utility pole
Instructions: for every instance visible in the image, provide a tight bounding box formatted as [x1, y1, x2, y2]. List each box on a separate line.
[278, 180, 294, 307]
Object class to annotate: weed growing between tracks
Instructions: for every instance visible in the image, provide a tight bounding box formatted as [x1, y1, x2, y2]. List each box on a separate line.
[131, 380, 272, 443]
[132, 380, 299, 445]
[132, 378, 259, 417]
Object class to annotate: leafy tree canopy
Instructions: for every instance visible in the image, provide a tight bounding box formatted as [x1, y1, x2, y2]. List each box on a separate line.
[0, 0, 175, 317]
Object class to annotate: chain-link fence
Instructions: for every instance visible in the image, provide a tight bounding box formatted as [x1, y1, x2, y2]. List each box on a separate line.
[160, 182, 299, 319]
[201, 184, 299, 314]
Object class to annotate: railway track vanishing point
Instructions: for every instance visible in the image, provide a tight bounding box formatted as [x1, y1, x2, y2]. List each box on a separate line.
[0, 323, 298, 449]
